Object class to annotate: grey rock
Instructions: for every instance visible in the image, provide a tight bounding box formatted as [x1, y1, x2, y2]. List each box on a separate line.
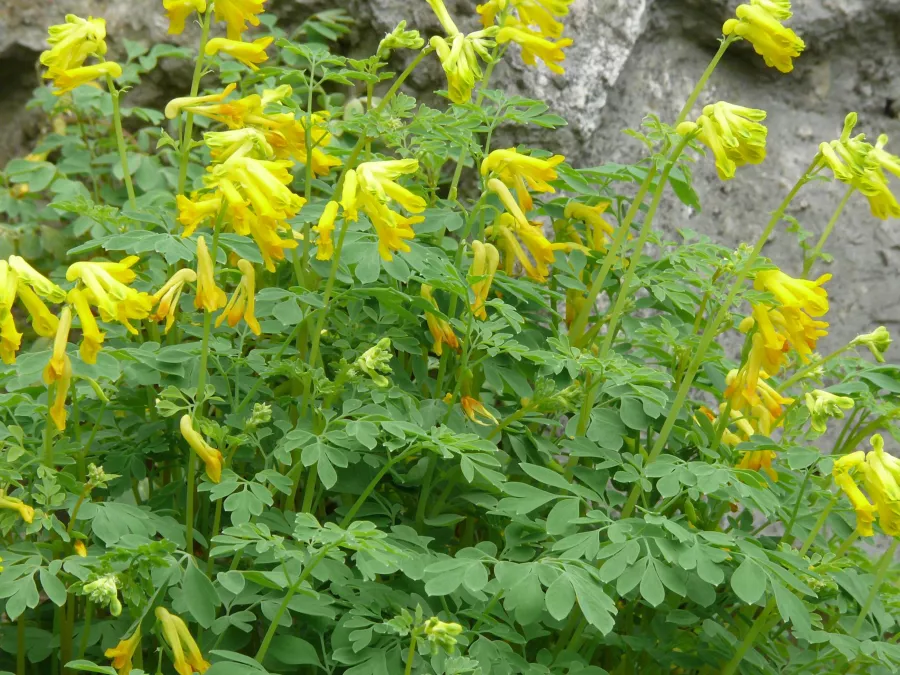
[1, 0, 898, 349]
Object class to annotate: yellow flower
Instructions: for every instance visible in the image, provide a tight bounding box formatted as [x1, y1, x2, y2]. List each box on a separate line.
[487, 178, 529, 227]
[861, 435, 900, 536]
[48, 355, 73, 432]
[52, 62, 123, 96]
[155, 606, 211, 675]
[68, 289, 104, 364]
[17, 285, 60, 338]
[105, 628, 140, 675]
[485, 212, 555, 281]
[0, 495, 35, 524]
[805, 389, 854, 434]
[736, 449, 778, 481]
[370, 206, 422, 261]
[177, 194, 223, 237]
[421, 285, 460, 356]
[754, 269, 830, 317]
[469, 240, 500, 319]
[430, 32, 496, 105]
[482, 148, 564, 211]
[163, 0, 207, 35]
[722, 2, 804, 73]
[0, 315, 22, 365]
[851, 326, 892, 363]
[425, 0, 461, 36]
[40, 15, 108, 77]
[151, 269, 197, 333]
[677, 102, 767, 180]
[0, 261, 17, 320]
[313, 201, 340, 261]
[194, 237, 227, 313]
[461, 396, 498, 426]
[204, 127, 275, 163]
[496, 25, 572, 74]
[214, 157, 305, 220]
[165, 83, 238, 120]
[216, 259, 261, 335]
[564, 201, 615, 250]
[205, 36, 273, 71]
[833, 466, 876, 537]
[9, 256, 67, 303]
[180, 415, 224, 484]
[44, 307, 72, 386]
[66, 258, 153, 333]
[74, 540, 88, 557]
[213, 0, 266, 41]
[351, 160, 427, 215]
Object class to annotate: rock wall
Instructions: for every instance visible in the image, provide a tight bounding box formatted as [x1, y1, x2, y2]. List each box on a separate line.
[2, 0, 899, 348]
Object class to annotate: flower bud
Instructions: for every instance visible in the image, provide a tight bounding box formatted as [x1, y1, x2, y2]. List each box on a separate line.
[851, 326, 891, 363]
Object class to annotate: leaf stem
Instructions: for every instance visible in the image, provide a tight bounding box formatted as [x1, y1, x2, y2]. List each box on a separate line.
[177, 7, 213, 195]
[850, 538, 898, 636]
[106, 76, 136, 209]
[720, 598, 776, 675]
[803, 185, 854, 277]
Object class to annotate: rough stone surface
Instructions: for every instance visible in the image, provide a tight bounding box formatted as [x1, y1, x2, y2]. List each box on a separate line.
[2, 0, 900, 348]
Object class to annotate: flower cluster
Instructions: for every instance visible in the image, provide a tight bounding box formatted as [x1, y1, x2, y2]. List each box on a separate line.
[833, 435, 900, 537]
[678, 103, 768, 181]
[155, 607, 211, 674]
[723, 0, 805, 73]
[477, 0, 575, 74]
[40, 14, 122, 94]
[165, 0, 266, 40]
[818, 113, 900, 220]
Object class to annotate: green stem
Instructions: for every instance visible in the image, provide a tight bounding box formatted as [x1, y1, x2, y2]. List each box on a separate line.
[850, 538, 898, 636]
[780, 345, 850, 390]
[403, 626, 422, 675]
[564, 373, 597, 481]
[799, 493, 838, 556]
[832, 530, 860, 559]
[778, 470, 811, 545]
[677, 36, 736, 125]
[300, 464, 318, 514]
[620, 157, 821, 519]
[44, 386, 55, 467]
[106, 77, 136, 208]
[597, 139, 689, 358]
[720, 598, 776, 675]
[77, 601, 93, 658]
[342, 448, 417, 528]
[415, 455, 437, 529]
[17, 614, 25, 675]
[255, 546, 332, 663]
[803, 185, 854, 277]
[177, 7, 213, 195]
[66, 488, 90, 535]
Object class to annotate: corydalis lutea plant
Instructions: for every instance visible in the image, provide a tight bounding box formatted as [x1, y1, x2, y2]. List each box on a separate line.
[2, 0, 900, 673]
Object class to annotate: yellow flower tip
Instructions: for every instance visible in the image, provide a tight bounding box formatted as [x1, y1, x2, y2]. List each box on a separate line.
[151, 268, 197, 334]
[0, 496, 35, 524]
[421, 285, 460, 356]
[205, 36, 273, 71]
[165, 83, 237, 120]
[460, 395, 498, 426]
[194, 237, 228, 313]
[180, 415, 224, 483]
[214, 0, 267, 41]
[43, 307, 72, 386]
[156, 606, 211, 675]
[163, 0, 207, 35]
[216, 259, 261, 336]
[74, 540, 87, 557]
[69, 288, 105, 364]
[105, 628, 141, 675]
[313, 201, 340, 261]
[10, 256, 67, 303]
[426, 0, 461, 36]
[496, 25, 572, 74]
[0, 315, 22, 365]
[469, 240, 500, 320]
[41, 15, 108, 77]
[726, 2, 804, 74]
[52, 61, 123, 95]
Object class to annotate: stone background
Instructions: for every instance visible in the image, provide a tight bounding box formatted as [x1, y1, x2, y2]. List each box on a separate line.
[2, 0, 899, 349]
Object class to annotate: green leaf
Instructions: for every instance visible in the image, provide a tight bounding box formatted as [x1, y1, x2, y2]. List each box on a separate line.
[568, 568, 616, 634]
[772, 580, 811, 633]
[267, 635, 322, 667]
[731, 557, 765, 605]
[545, 574, 576, 621]
[38, 568, 67, 607]
[546, 498, 580, 536]
[64, 662, 119, 675]
[183, 559, 221, 628]
[640, 559, 665, 607]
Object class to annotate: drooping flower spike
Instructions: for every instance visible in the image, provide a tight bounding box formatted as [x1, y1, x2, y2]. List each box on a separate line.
[151, 269, 197, 333]
[105, 629, 141, 675]
[180, 415, 224, 484]
[421, 285, 460, 356]
[164, 0, 207, 35]
[216, 259, 261, 335]
[723, 0, 805, 74]
[677, 102, 768, 181]
[155, 606, 212, 675]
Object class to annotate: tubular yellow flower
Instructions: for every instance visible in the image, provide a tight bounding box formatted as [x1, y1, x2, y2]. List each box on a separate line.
[48, 355, 73, 431]
[155, 606, 212, 675]
[425, 0, 461, 35]
[163, 0, 207, 35]
[151, 269, 197, 334]
[165, 83, 237, 120]
[177, 194, 224, 237]
[16, 285, 60, 338]
[496, 25, 572, 74]
[461, 396, 498, 426]
[313, 201, 340, 261]
[833, 469, 876, 537]
[486, 212, 554, 281]
[487, 178, 529, 227]
[371, 207, 422, 261]
[421, 285, 459, 356]
[0, 315, 22, 365]
[0, 495, 35, 524]
[105, 629, 141, 675]
[678, 102, 767, 181]
[53, 62, 123, 96]
[44, 307, 72, 386]
[216, 259, 261, 335]
[722, 2, 804, 73]
[861, 435, 900, 536]
[355, 160, 427, 214]
[180, 415, 224, 484]
[754, 269, 830, 317]
[40, 15, 108, 76]
[67, 290, 103, 362]
[213, 0, 266, 41]
[469, 240, 500, 320]
[194, 237, 227, 313]
[205, 36, 273, 71]
[805, 389, 854, 434]
[74, 540, 88, 557]
[482, 148, 564, 211]
[0, 261, 17, 320]
[9, 256, 67, 303]
[565, 201, 615, 250]
[736, 449, 778, 481]
[66, 258, 153, 334]
[430, 33, 493, 105]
